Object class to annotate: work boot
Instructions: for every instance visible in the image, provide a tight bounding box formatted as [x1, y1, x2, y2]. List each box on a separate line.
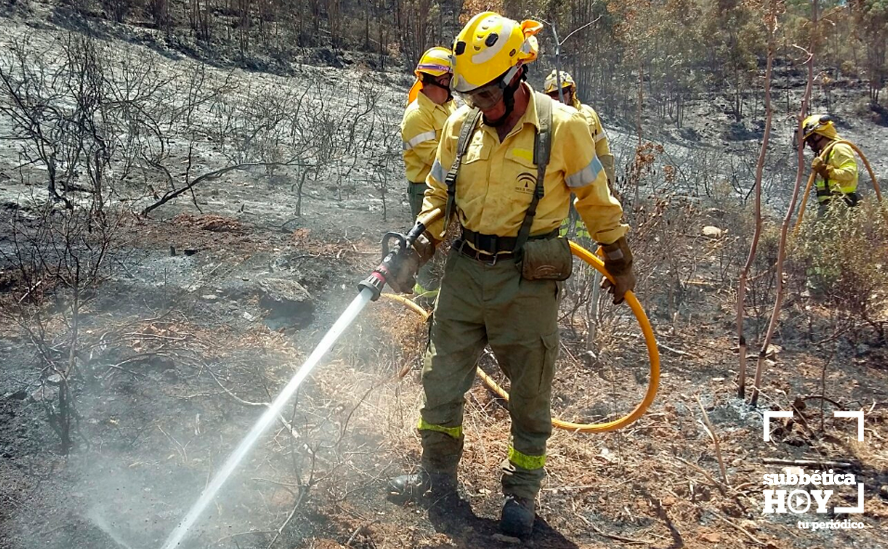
[500, 495, 535, 538]
[387, 469, 456, 504]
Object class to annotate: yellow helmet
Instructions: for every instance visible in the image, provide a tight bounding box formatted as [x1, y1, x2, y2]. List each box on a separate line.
[450, 12, 543, 94]
[415, 47, 453, 78]
[544, 70, 575, 94]
[408, 47, 453, 104]
[802, 114, 838, 140]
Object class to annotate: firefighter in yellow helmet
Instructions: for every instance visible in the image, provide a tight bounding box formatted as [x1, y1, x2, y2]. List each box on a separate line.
[544, 70, 616, 184]
[802, 114, 859, 207]
[384, 12, 634, 538]
[401, 47, 457, 295]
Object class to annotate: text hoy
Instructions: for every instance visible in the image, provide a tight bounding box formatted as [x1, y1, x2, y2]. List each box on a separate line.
[763, 485, 865, 515]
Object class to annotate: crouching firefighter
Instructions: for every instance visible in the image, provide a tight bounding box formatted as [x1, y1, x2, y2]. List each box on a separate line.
[382, 12, 636, 539]
[802, 114, 859, 209]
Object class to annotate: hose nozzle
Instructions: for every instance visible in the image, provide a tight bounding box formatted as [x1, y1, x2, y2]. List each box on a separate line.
[358, 268, 389, 301]
[357, 208, 444, 300]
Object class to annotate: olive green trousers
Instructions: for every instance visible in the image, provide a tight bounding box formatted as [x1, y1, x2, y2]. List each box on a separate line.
[419, 248, 560, 500]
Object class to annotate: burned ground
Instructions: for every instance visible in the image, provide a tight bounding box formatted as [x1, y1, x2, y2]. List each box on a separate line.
[0, 7, 887, 549]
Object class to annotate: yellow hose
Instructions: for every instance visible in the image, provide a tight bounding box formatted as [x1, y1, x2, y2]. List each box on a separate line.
[794, 139, 884, 235]
[380, 241, 661, 433]
[379, 292, 431, 321]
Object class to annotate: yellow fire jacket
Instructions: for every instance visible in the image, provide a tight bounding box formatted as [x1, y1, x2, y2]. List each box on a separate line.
[815, 142, 858, 203]
[577, 103, 615, 183]
[421, 84, 628, 246]
[401, 92, 456, 184]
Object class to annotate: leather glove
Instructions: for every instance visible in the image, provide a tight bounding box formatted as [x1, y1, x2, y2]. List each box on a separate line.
[386, 232, 436, 294]
[413, 232, 436, 266]
[386, 251, 419, 294]
[811, 157, 830, 179]
[599, 237, 636, 304]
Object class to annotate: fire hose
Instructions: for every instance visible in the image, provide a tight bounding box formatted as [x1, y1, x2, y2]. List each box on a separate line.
[794, 139, 884, 234]
[372, 213, 660, 433]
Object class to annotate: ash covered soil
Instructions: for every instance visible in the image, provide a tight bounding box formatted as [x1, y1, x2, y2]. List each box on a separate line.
[1, 8, 888, 549]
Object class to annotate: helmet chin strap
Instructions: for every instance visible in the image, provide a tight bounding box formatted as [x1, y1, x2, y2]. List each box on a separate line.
[483, 66, 523, 127]
[422, 77, 453, 101]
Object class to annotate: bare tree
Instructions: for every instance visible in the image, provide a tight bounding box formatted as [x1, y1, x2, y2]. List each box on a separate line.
[736, 0, 780, 399]
[368, 109, 400, 221]
[749, 46, 815, 407]
[1, 198, 123, 453]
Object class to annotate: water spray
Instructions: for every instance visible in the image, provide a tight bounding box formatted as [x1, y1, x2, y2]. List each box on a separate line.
[159, 212, 437, 548]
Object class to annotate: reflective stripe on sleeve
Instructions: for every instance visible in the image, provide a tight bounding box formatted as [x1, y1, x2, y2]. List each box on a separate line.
[508, 446, 546, 470]
[403, 130, 437, 151]
[565, 155, 604, 188]
[430, 159, 445, 183]
[417, 418, 463, 439]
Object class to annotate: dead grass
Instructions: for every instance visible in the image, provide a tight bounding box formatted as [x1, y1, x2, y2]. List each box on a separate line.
[172, 213, 244, 233]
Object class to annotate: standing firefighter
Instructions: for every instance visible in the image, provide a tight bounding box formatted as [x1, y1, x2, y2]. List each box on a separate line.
[401, 47, 457, 295]
[384, 12, 636, 538]
[544, 70, 615, 184]
[802, 114, 859, 208]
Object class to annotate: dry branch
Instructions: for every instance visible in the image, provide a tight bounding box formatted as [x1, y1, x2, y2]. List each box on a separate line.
[696, 396, 729, 487]
[575, 513, 654, 545]
[266, 489, 308, 549]
[674, 456, 730, 497]
[140, 161, 311, 216]
[710, 510, 766, 546]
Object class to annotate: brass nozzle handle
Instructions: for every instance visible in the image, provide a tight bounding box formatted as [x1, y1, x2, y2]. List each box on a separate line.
[413, 208, 443, 234]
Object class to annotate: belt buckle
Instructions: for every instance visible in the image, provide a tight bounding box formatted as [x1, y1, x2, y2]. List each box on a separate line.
[484, 252, 499, 266]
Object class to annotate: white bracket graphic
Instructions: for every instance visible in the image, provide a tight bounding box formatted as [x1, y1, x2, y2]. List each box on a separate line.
[833, 410, 864, 442]
[763, 410, 864, 442]
[763, 411, 794, 441]
[835, 483, 865, 514]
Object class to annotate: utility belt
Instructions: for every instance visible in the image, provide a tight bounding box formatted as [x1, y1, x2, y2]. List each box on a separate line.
[453, 238, 514, 264]
[455, 227, 572, 280]
[461, 227, 556, 253]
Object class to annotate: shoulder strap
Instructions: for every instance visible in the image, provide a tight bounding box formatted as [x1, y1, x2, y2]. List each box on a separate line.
[514, 93, 554, 252]
[444, 108, 482, 225]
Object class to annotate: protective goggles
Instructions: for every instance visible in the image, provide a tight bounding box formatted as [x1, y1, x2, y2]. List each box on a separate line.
[792, 128, 821, 150]
[457, 78, 508, 110]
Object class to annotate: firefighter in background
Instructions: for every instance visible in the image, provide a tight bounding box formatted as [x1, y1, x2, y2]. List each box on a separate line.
[385, 12, 635, 538]
[401, 47, 457, 295]
[802, 114, 859, 208]
[544, 70, 615, 184]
